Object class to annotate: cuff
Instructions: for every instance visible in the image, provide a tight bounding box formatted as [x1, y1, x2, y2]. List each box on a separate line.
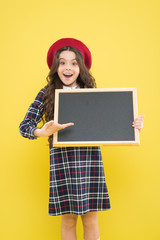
[30, 127, 39, 139]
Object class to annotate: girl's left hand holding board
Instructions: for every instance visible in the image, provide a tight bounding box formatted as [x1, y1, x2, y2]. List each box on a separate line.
[132, 114, 144, 132]
[34, 120, 74, 137]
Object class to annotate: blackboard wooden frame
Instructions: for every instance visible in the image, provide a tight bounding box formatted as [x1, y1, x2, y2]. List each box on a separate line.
[53, 88, 140, 146]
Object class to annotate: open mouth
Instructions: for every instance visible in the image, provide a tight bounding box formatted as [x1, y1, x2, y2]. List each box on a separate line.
[63, 74, 73, 78]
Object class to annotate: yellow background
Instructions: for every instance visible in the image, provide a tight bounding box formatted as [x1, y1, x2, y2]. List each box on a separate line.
[0, 0, 160, 239]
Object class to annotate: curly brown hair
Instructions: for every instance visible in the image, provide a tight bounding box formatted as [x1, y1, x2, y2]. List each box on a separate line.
[42, 46, 97, 145]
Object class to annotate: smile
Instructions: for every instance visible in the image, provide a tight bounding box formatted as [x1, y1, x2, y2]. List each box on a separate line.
[63, 74, 73, 78]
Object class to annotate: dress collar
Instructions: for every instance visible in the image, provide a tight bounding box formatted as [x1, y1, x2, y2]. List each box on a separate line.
[63, 85, 80, 89]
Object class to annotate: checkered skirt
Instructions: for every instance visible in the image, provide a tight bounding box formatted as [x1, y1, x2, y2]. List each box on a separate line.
[49, 146, 111, 216]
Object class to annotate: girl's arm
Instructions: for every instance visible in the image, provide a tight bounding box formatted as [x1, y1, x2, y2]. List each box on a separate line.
[19, 88, 74, 139]
[19, 88, 45, 139]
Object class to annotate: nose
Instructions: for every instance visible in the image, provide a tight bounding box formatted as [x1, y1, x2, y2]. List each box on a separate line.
[65, 63, 71, 70]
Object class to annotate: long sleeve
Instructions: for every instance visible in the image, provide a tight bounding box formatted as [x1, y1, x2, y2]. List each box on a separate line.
[19, 88, 45, 139]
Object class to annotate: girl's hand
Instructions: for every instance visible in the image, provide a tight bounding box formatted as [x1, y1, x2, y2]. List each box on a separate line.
[34, 120, 74, 137]
[132, 114, 144, 132]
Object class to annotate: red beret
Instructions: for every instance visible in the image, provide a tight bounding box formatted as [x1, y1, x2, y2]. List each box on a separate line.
[47, 38, 92, 69]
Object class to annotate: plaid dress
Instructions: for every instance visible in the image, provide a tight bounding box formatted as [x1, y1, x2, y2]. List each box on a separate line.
[19, 88, 111, 216]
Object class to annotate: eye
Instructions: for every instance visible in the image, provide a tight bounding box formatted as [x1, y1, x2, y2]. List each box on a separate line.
[72, 62, 77, 66]
[59, 61, 65, 65]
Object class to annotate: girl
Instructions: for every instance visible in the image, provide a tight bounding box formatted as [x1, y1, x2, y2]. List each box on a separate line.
[19, 38, 144, 240]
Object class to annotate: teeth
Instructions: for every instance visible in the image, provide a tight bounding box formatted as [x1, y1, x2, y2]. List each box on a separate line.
[64, 73, 72, 75]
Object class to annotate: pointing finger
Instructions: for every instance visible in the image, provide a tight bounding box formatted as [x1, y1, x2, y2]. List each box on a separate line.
[61, 123, 74, 129]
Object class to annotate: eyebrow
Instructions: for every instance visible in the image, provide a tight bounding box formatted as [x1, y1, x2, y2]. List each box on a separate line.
[59, 58, 77, 61]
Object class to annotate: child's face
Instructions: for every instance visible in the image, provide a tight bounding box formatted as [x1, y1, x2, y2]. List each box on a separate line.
[57, 50, 80, 88]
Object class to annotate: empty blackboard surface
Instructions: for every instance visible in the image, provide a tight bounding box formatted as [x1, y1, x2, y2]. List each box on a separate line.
[53, 88, 139, 146]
